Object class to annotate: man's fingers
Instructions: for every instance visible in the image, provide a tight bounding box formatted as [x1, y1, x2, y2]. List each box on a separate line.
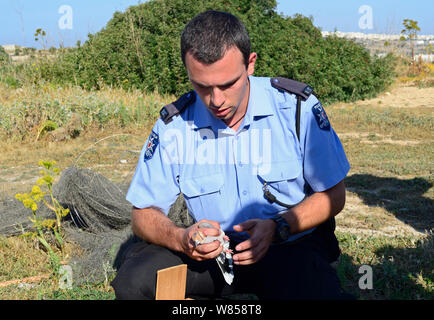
[233, 220, 257, 233]
[233, 233, 269, 265]
[233, 246, 265, 265]
[192, 240, 223, 260]
[195, 239, 221, 253]
[202, 228, 221, 237]
[234, 237, 261, 252]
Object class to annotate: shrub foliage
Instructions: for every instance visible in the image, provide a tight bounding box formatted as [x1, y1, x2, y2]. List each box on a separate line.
[0, 46, 10, 65]
[23, 0, 397, 103]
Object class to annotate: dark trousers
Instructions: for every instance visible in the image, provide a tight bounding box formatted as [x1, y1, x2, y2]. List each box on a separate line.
[111, 234, 353, 300]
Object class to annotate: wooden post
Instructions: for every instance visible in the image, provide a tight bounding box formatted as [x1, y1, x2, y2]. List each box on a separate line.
[155, 264, 188, 300]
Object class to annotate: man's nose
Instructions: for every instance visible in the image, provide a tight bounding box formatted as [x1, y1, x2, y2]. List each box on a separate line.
[210, 87, 225, 108]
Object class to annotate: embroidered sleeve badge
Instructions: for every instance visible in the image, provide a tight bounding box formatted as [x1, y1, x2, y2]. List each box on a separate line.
[312, 102, 330, 131]
[144, 131, 159, 161]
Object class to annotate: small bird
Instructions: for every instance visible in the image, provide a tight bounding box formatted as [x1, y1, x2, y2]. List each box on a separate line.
[192, 222, 234, 285]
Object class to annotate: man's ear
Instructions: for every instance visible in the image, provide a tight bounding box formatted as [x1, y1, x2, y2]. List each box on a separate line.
[247, 52, 257, 76]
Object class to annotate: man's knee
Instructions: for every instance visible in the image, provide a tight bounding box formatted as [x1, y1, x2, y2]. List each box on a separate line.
[111, 242, 183, 300]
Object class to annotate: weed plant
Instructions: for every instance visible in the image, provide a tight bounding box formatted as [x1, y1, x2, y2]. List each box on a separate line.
[15, 161, 69, 270]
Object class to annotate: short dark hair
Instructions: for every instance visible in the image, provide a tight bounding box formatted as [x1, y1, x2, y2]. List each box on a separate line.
[181, 10, 251, 68]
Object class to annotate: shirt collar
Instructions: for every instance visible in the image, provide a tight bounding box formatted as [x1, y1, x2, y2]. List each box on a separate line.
[245, 76, 274, 123]
[192, 76, 274, 130]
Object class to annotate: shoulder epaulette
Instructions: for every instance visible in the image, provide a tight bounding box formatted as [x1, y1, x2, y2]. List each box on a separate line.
[270, 77, 313, 101]
[159, 91, 196, 125]
[271, 77, 314, 142]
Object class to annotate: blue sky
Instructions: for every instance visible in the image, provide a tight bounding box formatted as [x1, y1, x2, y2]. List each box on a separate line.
[1, 0, 433, 49]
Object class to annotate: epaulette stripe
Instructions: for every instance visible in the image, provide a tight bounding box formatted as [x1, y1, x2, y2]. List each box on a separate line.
[270, 77, 313, 101]
[160, 90, 196, 124]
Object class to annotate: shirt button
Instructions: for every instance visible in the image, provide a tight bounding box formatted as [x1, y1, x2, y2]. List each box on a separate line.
[242, 190, 248, 196]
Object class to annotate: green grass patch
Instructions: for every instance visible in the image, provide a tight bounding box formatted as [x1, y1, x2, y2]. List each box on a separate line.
[328, 105, 433, 140]
[342, 140, 433, 177]
[336, 232, 433, 300]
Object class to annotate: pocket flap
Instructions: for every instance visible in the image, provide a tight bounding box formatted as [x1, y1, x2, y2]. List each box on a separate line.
[257, 160, 301, 182]
[180, 174, 224, 197]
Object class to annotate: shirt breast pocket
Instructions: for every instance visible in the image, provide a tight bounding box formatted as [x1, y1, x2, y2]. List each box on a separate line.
[179, 173, 224, 220]
[257, 160, 302, 202]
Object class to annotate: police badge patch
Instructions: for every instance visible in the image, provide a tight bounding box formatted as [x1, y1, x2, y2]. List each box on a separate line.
[144, 131, 159, 161]
[312, 102, 330, 131]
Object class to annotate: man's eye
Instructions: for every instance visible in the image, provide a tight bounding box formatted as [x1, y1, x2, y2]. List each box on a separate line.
[219, 82, 234, 90]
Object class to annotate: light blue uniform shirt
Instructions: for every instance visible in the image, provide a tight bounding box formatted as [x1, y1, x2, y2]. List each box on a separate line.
[126, 76, 350, 242]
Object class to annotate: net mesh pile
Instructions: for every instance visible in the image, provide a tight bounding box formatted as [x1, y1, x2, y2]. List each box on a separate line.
[0, 166, 194, 285]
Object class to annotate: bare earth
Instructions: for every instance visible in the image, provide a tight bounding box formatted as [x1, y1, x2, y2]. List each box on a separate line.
[357, 85, 434, 109]
[334, 83, 433, 238]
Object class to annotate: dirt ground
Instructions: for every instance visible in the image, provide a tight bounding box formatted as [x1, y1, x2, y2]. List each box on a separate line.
[333, 83, 433, 238]
[357, 85, 434, 109]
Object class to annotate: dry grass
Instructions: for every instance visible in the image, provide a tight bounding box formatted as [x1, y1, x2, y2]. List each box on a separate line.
[0, 236, 51, 282]
[0, 82, 175, 143]
[0, 83, 173, 110]
[0, 127, 149, 200]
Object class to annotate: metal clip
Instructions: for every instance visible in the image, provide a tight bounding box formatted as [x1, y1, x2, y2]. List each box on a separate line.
[263, 182, 276, 204]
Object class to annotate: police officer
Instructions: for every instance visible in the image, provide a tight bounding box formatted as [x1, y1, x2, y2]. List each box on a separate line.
[111, 10, 352, 300]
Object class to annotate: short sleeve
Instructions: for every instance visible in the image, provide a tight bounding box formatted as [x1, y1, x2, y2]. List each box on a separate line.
[126, 120, 180, 214]
[300, 96, 350, 192]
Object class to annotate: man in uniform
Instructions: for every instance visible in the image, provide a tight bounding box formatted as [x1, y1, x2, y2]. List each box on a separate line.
[112, 10, 352, 300]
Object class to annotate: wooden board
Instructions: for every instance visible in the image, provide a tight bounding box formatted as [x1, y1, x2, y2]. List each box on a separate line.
[0, 274, 50, 288]
[155, 264, 187, 300]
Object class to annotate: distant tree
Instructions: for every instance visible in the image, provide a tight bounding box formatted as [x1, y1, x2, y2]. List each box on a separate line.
[401, 19, 420, 72]
[401, 19, 420, 41]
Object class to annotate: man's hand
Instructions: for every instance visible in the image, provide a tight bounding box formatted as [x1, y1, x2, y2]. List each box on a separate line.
[180, 219, 226, 261]
[232, 219, 275, 265]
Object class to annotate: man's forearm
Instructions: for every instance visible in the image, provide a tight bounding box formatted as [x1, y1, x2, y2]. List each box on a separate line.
[131, 206, 185, 252]
[281, 180, 346, 235]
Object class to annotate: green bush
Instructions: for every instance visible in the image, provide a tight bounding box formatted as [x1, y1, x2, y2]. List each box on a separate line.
[0, 46, 10, 65]
[36, 0, 397, 103]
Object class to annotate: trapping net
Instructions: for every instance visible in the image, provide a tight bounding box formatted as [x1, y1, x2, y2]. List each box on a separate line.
[0, 166, 194, 285]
